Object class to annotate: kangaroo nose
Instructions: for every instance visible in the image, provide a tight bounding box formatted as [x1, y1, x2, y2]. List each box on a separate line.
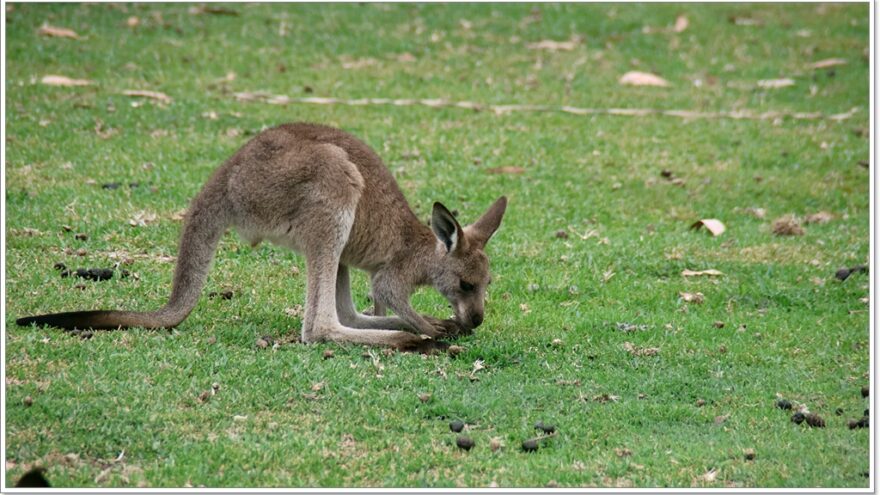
[471, 313, 484, 328]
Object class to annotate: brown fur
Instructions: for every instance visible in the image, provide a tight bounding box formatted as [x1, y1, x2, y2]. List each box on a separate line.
[17, 123, 507, 351]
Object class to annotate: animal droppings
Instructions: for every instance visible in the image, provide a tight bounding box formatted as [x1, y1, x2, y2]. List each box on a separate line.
[449, 420, 465, 433]
[456, 436, 474, 451]
[791, 412, 806, 424]
[804, 413, 826, 428]
[776, 399, 793, 410]
[521, 439, 539, 452]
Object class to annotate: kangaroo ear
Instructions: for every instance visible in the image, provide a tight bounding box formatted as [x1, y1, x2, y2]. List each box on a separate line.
[466, 196, 508, 248]
[431, 202, 464, 254]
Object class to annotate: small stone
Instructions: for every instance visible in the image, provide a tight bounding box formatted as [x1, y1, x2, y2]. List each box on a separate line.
[449, 420, 465, 433]
[521, 439, 539, 452]
[456, 435, 474, 451]
[804, 413, 825, 428]
[322, 349, 335, 360]
[23, 396, 33, 407]
[848, 416, 869, 429]
[554, 229, 569, 239]
[743, 448, 756, 461]
[776, 399, 793, 410]
[696, 399, 706, 407]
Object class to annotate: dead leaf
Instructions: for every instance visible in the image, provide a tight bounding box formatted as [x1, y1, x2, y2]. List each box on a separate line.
[128, 211, 158, 227]
[94, 119, 116, 139]
[189, 5, 239, 15]
[41, 75, 94, 87]
[681, 269, 724, 277]
[122, 90, 172, 104]
[526, 37, 580, 52]
[804, 211, 833, 224]
[743, 207, 766, 219]
[519, 303, 531, 314]
[772, 215, 804, 236]
[38, 23, 80, 39]
[690, 219, 726, 236]
[284, 305, 303, 318]
[757, 78, 795, 89]
[472, 360, 485, 374]
[615, 447, 633, 457]
[807, 58, 846, 70]
[680, 292, 704, 304]
[698, 468, 718, 483]
[619, 71, 670, 87]
[592, 393, 620, 403]
[341, 57, 378, 69]
[602, 269, 615, 283]
[311, 381, 325, 392]
[486, 166, 525, 175]
[623, 341, 659, 357]
[714, 414, 730, 425]
[673, 15, 689, 33]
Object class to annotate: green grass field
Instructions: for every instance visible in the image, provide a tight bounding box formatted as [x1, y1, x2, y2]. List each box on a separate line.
[4, 2, 871, 488]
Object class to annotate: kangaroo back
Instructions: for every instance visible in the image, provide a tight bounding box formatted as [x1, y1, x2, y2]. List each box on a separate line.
[16, 167, 232, 330]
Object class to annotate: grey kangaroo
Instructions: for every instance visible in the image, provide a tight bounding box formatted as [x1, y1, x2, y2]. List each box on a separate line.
[17, 123, 508, 352]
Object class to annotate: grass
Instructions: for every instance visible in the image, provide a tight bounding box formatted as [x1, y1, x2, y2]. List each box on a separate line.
[4, 2, 871, 488]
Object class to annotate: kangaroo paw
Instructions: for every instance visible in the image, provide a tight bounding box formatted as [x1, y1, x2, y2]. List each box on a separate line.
[397, 335, 450, 355]
[423, 316, 471, 338]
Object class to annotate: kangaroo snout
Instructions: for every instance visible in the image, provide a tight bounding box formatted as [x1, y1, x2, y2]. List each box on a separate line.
[470, 312, 484, 328]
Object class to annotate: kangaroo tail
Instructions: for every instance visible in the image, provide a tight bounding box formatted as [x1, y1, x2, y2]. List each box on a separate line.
[16, 173, 232, 331]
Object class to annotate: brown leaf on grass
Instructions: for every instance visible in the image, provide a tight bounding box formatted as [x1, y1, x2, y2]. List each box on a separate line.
[772, 215, 804, 236]
[396, 52, 417, 63]
[38, 23, 81, 39]
[592, 393, 620, 403]
[340, 57, 378, 70]
[690, 219, 726, 237]
[757, 78, 795, 89]
[680, 292, 705, 304]
[526, 36, 580, 52]
[807, 58, 846, 70]
[311, 381, 325, 392]
[681, 269, 724, 277]
[714, 414, 730, 425]
[673, 15, 689, 33]
[188, 5, 239, 15]
[94, 119, 116, 139]
[623, 341, 659, 357]
[615, 447, 633, 457]
[41, 75, 94, 87]
[486, 166, 525, 175]
[619, 71, 670, 87]
[128, 211, 158, 227]
[122, 90, 172, 104]
[804, 211, 833, 224]
[11, 227, 43, 237]
[742, 207, 766, 219]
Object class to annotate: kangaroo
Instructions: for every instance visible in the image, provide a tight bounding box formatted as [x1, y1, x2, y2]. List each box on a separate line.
[16, 123, 508, 352]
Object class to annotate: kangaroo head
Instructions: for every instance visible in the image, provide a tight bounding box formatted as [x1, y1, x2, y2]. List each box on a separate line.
[430, 196, 508, 331]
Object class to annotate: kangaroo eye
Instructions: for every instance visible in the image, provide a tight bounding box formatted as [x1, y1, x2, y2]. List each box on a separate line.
[459, 280, 475, 292]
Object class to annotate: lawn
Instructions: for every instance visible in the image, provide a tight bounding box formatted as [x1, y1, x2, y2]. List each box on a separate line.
[3, 2, 871, 488]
